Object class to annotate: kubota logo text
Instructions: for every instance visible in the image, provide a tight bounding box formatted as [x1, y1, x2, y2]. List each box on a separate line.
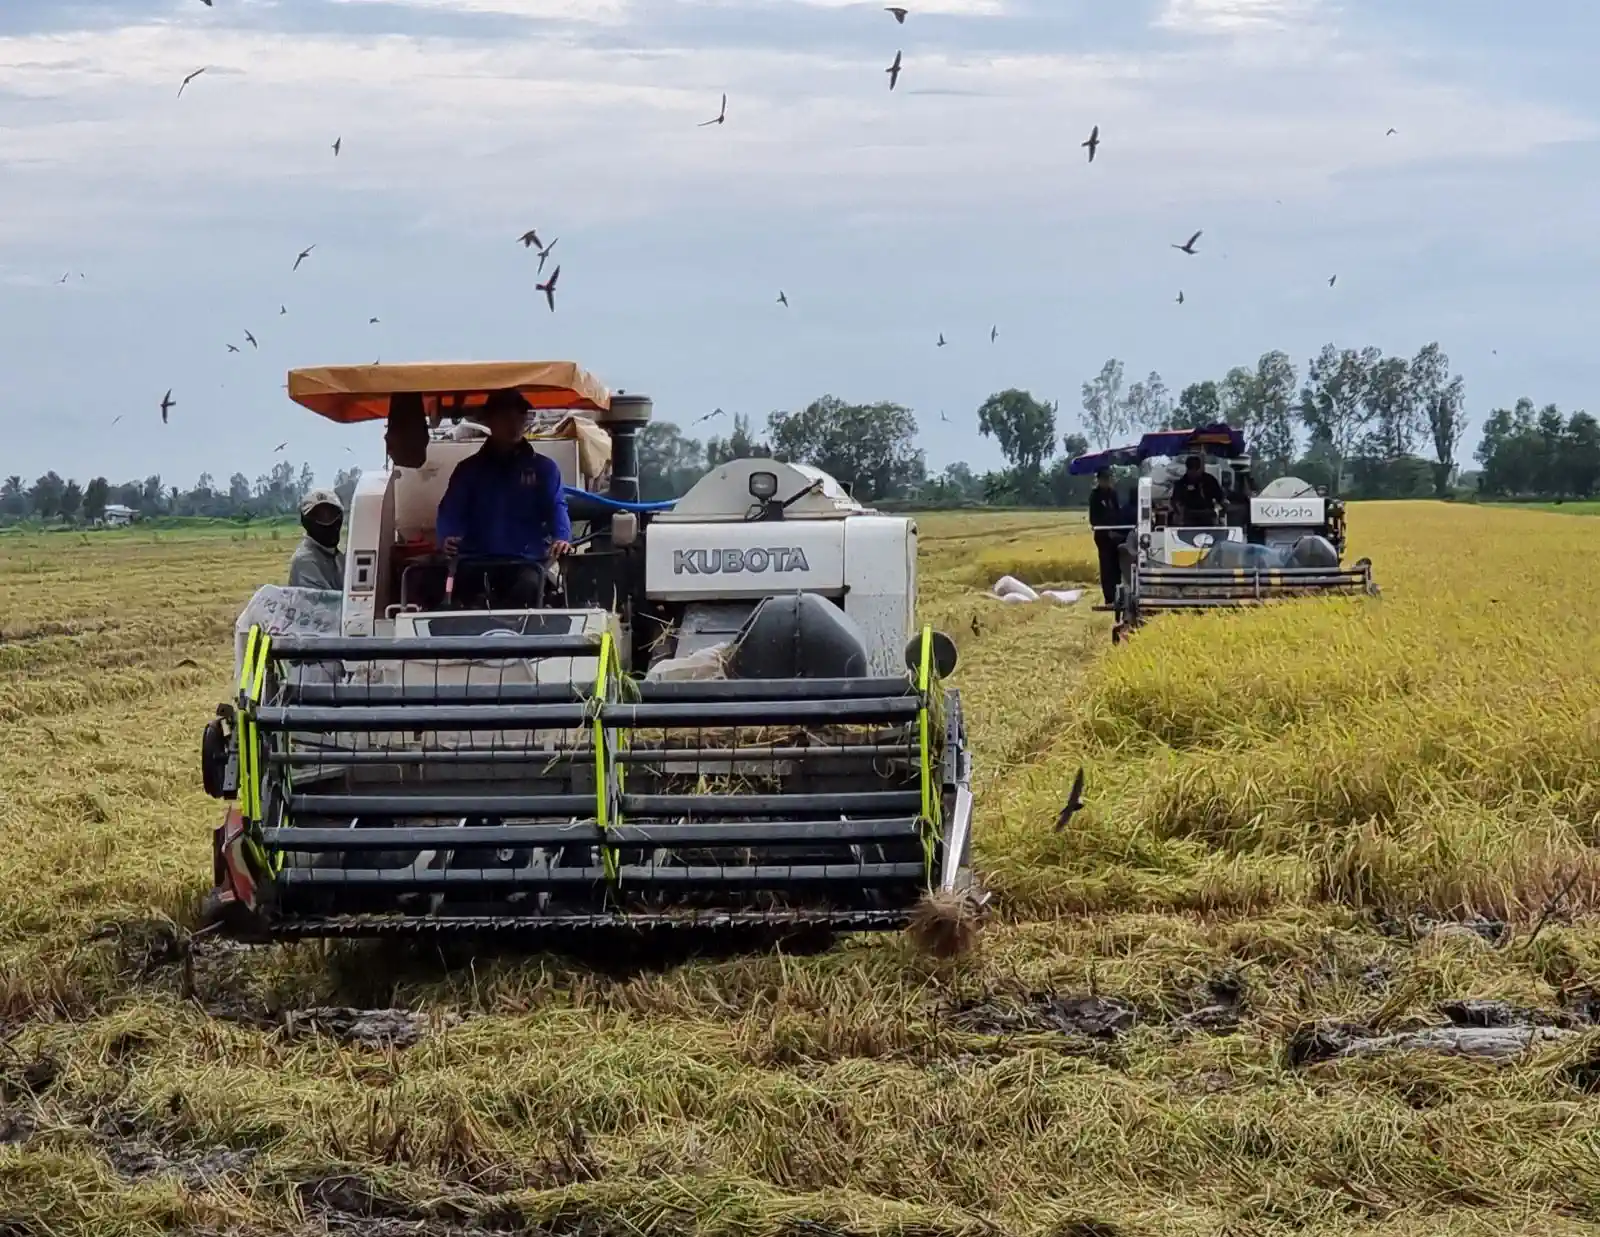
[673, 547, 811, 574]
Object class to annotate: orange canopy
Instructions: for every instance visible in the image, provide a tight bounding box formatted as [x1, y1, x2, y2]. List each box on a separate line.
[286, 361, 610, 424]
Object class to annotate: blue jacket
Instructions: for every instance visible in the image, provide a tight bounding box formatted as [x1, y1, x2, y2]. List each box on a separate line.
[435, 441, 571, 560]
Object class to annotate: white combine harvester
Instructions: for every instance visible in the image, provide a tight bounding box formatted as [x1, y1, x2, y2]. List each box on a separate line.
[1072, 423, 1377, 640]
[202, 361, 971, 943]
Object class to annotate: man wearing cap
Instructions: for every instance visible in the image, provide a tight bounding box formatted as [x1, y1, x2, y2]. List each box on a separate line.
[1169, 454, 1226, 527]
[1088, 467, 1126, 607]
[435, 388, 572, 607]
[287, 489, 346, 591]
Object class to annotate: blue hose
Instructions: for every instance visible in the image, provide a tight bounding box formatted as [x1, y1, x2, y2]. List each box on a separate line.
[564, 486, 676, 512]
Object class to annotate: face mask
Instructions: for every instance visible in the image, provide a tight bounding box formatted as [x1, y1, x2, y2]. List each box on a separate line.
[303, 514, 342, 549]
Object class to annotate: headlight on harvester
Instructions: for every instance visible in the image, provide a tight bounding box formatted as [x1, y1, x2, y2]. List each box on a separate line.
[749, 470, 778, 500]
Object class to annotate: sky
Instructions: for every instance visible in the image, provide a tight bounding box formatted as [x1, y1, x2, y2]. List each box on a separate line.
[3, 0, 1599, 488]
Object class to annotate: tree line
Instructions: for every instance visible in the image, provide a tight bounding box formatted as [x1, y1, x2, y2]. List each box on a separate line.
[0, 462, 363, 525]
[6, 339, 1594, 525]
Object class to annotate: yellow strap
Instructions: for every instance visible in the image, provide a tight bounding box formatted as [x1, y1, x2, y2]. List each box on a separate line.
[237, 627, 261, 821]
[592, 632, 618, 883]
[916, 624, 934, 827]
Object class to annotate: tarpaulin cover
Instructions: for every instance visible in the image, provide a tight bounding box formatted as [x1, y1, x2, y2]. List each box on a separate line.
[287, 361, 610, 423]
[1069, 422, 1247, 475]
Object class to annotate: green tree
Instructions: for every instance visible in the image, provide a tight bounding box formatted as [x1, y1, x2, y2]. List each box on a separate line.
[1124, 371, 1171, 433]
[82, 477, 110, 524]
[1080, 358, 1128, 448]
[976, 389, 1057, 491]
[29, 472, 66, 520]
[333, 467, 362, 509]
[1251, 350, 1299, 472]
[0, 475, 27, 519]
[1298, 344, 1378, 494]
[59, 479, 84, 522]
[1361, 354, 1419, 460]
[1411, 343, 1465, 498]
[767, 397, 924, 501]
[706, 413, 768, 466]
[637, 421, 707, 501]
[1175, 381, 1221, 428]
[1565, 412, 1600, 498]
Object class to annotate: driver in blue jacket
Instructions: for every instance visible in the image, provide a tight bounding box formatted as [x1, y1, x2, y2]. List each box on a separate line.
[435, 389, 572, 607]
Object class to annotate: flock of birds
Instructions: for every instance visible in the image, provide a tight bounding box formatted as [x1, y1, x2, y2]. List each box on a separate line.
[101, 0, 1388, 426]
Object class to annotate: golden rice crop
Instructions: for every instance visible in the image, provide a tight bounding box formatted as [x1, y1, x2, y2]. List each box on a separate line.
[0, 506, 1597, 1237]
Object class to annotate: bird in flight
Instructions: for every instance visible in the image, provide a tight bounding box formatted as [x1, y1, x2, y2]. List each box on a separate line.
[274, 442, 288, 453]
[226, 343, 240, 353]
[939, 411, 949, 423]
[279, 305, 287, 315]
[699, 93, 727, 127]
[1054, 767, 1087, 832]
[990, 325, 998, 342]
[886, 50, 902, 90]
[537, 265, 560, 311]
[1176, 290, 1184, 305]
[518, 229, 543, 250]
[58, 272, 69, 284]
[244, 330, 257, 349]
[777, 290, 788, 306]
[178, 67, 206, 98]
[369, 316, 380, 324]
[886, 5, 908, 21]
[936, 332, 946, 347]
[1328, 274, 1337, 287]
[1082, 125, 1099, 163]
[1386, 127, 1397, 136]
[293, 245, 315, 271]
[111, 415, 122, 426]
[199, 0, 212, 6]
[692, 408, 726, 425]
[332, 137, 341, 157]
[1172, 230, 1202, 255]
[160, 390, 175, 424]
[536, 238, 558, 274]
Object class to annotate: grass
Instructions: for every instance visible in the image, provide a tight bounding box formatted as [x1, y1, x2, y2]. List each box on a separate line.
[1, 504, 1597, 1237]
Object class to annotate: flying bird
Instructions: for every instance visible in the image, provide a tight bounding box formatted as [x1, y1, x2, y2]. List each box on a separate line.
[886, 50, 902, 90]
[226, 344, 240, 353]
[177, 67, 206, 98]
[274, 442, 287, 453]
[279, 305, 287, 315]
[939, 410, 949, 423]
[936, 332, 946, 347]
[692, 408, 726, 425]
[536, 238, 558, 273]
[1386, 127, 1397, 136]
[159, 390, 174, 424]
[1054, 767, 1086, 833]
[699, 93, 727, 127]
[332, 137, 341, 156]
[1176, 290, 1184, 305]
[537, 265, 560, 312]
[990, 325, 998, 342]
[886, 5, 908, 20]
[1172, 230, 1202, 255]
[518, 229, 543, 249]
[110, 415, 122, 426]
[200, 0, 212, 6]
[293, 245, 315, 271]
[1082, 124, 1099, 163]
[58, 273, 69, 284]
[244, 330, 257, 349]
[1328, 274, 1337, 287]
[777, 290, 788, 306]
[369, 316, 379, 324]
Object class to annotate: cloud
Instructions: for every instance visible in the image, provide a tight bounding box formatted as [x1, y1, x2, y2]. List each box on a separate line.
[1156, 0, 1317, 33]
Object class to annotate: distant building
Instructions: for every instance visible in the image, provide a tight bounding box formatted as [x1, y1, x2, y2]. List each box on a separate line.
[102, 504, 136, 528]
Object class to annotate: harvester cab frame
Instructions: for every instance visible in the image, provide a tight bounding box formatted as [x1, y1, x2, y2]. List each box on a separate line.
[202, 361, 973, 945]
[1070, 422, 1377, 640]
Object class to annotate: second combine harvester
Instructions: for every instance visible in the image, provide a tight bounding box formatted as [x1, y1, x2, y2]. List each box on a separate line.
[1071, 423, 1378, 640]
[202, 361, 973, 943]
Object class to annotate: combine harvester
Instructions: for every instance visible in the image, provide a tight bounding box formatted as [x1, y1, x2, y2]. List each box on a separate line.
[1070, 422, 1377, 640]
[200, 361, 972, 944]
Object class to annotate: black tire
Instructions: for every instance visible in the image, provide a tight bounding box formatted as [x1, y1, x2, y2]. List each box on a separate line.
[200, 716, 229, 799]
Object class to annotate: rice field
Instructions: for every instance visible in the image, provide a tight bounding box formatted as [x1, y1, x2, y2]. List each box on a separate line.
[1, 503, 1597, 1237]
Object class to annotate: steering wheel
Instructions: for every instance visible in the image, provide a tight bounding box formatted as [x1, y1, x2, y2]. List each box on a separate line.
[443, 554, 552, 610]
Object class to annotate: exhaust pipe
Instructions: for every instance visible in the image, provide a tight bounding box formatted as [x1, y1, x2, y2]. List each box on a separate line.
[598, 393, 652, 504]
